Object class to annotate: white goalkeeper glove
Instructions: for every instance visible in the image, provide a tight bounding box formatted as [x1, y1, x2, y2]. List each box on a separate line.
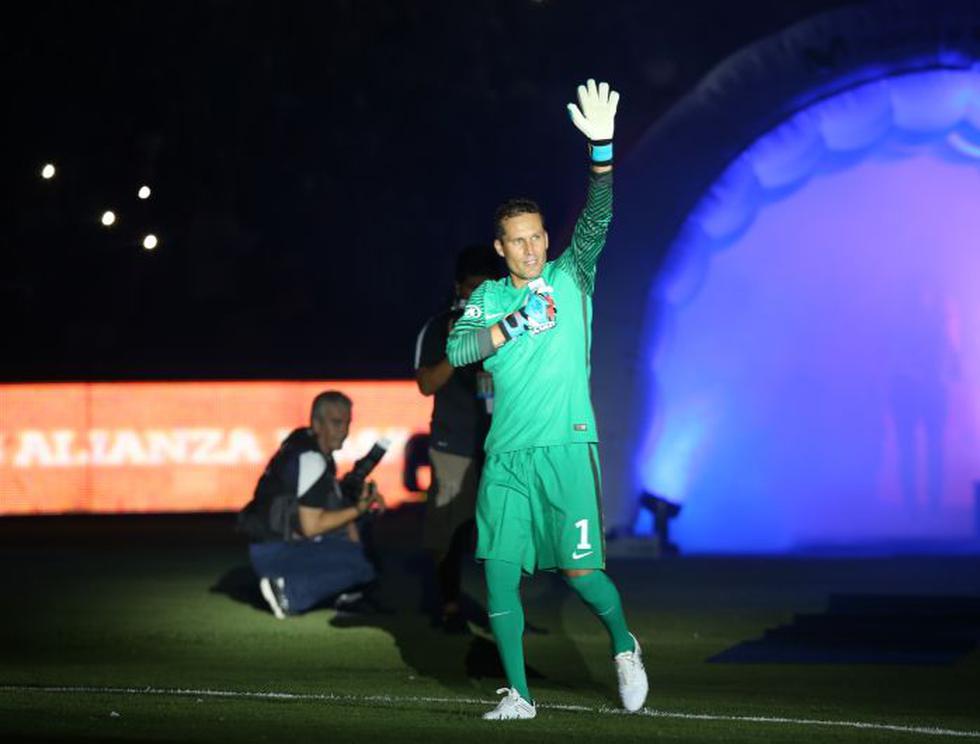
[567, 79, 620, 166]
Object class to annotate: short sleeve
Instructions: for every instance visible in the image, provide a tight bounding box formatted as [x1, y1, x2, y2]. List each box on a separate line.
[295, 450, 336, 508]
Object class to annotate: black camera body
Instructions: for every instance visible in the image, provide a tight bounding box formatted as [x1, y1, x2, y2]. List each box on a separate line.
[340, 439, 390, 507]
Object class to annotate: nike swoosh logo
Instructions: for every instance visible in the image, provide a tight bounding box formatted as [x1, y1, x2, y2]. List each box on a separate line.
[488, 610, 512, 618]
[485, 312, 505, 320]
[572, 550, 594, 560]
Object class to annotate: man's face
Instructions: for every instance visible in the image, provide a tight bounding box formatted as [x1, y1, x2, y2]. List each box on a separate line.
[312, 402, 351, 455]
[494, 212, 548, 287]
[456, 273, 490, 301]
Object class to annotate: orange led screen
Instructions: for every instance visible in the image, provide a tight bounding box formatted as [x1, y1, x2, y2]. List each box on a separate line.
[0, 381, 432, 515]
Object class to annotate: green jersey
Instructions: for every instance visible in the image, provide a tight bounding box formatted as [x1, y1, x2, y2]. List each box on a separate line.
[447, 171, 613, 455]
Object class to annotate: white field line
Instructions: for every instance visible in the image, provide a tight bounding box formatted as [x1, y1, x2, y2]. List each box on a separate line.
[1, 684, 979, 739]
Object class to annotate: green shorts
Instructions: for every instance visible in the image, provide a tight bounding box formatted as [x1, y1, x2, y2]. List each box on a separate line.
[475, 442, 606, 574]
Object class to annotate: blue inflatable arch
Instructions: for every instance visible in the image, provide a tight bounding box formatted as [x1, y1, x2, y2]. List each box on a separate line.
[594, 0, 980, 550]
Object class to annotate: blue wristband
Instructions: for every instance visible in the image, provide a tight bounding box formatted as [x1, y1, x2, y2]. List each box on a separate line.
[589, 140, 613, 164]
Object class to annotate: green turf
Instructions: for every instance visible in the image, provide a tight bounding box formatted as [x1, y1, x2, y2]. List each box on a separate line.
[0, 513, 978, 743]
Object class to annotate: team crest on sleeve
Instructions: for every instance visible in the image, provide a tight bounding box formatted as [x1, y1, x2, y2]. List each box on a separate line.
[463, 305, 483, 320]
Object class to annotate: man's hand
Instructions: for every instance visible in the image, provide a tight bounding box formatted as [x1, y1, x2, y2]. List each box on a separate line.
[524, 278, 556, 334]
[497, 281, 557, 342]
[371, 484, 387, 515]
[567, 79, 619, 142]
[357, 481, 386, 515]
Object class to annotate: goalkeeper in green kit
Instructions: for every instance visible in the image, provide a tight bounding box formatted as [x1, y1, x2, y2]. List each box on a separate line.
[447, 79, 648, 720]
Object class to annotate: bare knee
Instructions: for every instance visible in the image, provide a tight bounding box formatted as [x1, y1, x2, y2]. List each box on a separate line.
[563, 568, 595, 579]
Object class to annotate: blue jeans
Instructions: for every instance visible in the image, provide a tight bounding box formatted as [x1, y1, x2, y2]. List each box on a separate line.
[248, 536, 376, 614]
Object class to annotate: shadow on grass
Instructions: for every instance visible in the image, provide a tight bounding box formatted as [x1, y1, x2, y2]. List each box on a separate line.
[329, 553, 602, 696]
[209, 564, 266, 612]
[209, 550, 601, 696]
[710, 593, 980, 665]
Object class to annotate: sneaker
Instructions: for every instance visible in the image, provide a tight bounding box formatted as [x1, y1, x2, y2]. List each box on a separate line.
[333, 594, 370, 616]
[482, 688, 536, 720]
[614, 633, 648, 712]
[259, 577, 289, 619]
[333, 591, 364, 610]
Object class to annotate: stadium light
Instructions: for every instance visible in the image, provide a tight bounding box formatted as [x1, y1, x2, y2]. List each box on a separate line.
[639, 492, 681, 555]
[101, 211, 116, 227]
[41, 164, 56, 180]
[138, 185, 151, 200]
[142, 234, 158, 250]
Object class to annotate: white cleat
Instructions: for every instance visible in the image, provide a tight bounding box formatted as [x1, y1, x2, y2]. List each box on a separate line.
[482, 687, 536, 720]
[614, 633, 648, 712]
[259, 576, 289, 620]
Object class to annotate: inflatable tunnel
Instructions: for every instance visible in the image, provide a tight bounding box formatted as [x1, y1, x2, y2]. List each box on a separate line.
[594, 0, 980, 552]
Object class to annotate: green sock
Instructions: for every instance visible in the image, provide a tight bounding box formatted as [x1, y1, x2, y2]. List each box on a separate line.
[567, 571, 634, 655]
[484, 559, 530, 701]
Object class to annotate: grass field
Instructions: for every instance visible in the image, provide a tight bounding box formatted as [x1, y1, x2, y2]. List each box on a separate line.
[1, 510, 978, 743]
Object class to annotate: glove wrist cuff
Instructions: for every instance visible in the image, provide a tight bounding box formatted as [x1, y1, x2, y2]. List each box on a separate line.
[588, 139, 613, 165]
[498, 310, 528, 342]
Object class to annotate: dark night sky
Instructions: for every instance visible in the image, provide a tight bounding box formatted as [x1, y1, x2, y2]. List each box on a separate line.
[2, 0, 854, 381]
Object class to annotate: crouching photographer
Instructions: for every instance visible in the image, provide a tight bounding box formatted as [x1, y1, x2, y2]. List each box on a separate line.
[238, 390, 387, 618]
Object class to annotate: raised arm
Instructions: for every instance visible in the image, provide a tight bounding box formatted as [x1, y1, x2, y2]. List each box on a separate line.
[555, 171, 613, 295]
[555, 79, 619, 294]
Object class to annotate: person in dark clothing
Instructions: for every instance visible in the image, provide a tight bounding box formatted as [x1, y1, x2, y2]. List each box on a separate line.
[414, 245, 499, 631]
[245, 391, 385, 618]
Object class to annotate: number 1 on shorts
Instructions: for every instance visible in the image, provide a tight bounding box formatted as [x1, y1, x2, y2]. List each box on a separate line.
[574, 518, 591, 550]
